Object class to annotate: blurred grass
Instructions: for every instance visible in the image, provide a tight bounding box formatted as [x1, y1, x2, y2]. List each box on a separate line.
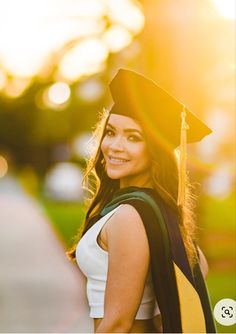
[200, 193, 236, 333]
[201, 193, 236, 232]
[40, 197, 86, 249]
[206, 271, 236, 333]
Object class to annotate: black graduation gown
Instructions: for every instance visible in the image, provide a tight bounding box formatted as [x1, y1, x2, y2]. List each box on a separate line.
[100, 186, 216, 333]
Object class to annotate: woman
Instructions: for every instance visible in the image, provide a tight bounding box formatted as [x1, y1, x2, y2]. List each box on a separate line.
[67, 69, 216, 333]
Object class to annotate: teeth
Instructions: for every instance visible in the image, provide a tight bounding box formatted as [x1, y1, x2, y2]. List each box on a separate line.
[109, 157, 127, 162]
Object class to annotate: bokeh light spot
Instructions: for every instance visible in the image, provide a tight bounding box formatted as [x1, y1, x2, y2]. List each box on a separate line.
[72, 132, 93, 159]
[77, 78, 104, 102]
[0, 0, 144, 80]
[204, 164, 234, 198]
[103, 25, 132, 52]
[0, 155, 8, 178]
[48, 82, 71, 105]
[108, 0, 145, 34]
[59, 38, 108, 82]
[4, 77, 31, 98]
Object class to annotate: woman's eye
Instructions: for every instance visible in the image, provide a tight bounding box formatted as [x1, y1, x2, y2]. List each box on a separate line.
[105, 129, 114, 136]
[128, 135, 141, 142]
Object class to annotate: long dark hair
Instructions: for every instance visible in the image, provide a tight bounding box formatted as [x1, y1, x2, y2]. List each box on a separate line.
[67, 108, 197, 266]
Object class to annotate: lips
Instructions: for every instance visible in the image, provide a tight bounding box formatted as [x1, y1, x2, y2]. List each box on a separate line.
[107, 155, 129, 165]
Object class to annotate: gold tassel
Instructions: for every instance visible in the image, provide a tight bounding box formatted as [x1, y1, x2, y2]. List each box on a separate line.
[177, 105, 189, 207]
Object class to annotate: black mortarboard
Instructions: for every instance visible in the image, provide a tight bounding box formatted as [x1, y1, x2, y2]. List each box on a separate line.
[108, 68, 212, 206]
[109, 68, 212, 149]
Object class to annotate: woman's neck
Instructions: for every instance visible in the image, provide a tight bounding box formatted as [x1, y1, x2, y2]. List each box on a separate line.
[120, 173, 153, 189]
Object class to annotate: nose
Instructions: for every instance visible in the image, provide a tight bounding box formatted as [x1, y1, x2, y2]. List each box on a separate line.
[109, 135, 124, 151]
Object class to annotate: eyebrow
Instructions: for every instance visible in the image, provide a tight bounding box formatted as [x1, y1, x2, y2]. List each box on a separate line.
[107, 123, 143, 136]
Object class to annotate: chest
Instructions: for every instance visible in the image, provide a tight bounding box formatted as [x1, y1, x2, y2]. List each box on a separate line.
[75, 207, 119, 278]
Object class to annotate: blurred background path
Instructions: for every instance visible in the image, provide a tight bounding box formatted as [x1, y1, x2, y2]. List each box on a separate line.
[0, 176, 93, 333]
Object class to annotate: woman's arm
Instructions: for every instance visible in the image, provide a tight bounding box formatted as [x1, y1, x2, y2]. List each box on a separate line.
[95, 204, 150, 333]
[197, 246, 209, 278]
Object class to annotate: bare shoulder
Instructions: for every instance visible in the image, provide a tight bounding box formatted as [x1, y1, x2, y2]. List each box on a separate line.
[106, 204, 144, 231]
[115, 203, 142, 218]
[105, 204, 148, 250]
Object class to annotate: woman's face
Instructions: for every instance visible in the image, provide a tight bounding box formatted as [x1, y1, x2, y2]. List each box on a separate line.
[101, 114, 151, 187]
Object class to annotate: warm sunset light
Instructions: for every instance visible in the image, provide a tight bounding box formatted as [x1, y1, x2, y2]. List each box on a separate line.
[212, 0, 236, 19]
[48, 82, 71, 105]
[58, 38, 108, 82]
[0, 69, 7, 90]
[4, 78, 31, 98]
[0, 0, 144, 84]
[77, 78, 104, 102]
[0, 0, 54, 77]
[108, 0, 145, 34]
[0, 4, 235, 331]
[41, 82, 71, 110]
[103, 25, 132, 52]
[0, 155, 8, 178]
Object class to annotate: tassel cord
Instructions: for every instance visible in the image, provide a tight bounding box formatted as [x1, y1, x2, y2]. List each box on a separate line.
[177, 106, 189, 207]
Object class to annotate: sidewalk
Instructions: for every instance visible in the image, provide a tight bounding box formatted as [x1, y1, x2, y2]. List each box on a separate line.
[0, 176, 93, 332]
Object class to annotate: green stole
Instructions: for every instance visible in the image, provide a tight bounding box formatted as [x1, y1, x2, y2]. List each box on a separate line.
[100, 187, 216, 333]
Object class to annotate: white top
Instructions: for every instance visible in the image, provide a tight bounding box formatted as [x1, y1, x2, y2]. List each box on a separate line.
[76, 205, 160, 319]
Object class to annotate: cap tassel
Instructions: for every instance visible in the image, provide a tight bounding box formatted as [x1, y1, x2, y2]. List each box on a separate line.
[177, 106, 189, 207]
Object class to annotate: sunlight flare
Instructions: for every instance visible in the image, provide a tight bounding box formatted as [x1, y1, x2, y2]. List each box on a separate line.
[212, 0, 236, 19]
[0, 0, 144, 79]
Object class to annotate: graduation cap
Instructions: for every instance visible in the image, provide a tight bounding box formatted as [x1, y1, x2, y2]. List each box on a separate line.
[108, 68, 212, 206]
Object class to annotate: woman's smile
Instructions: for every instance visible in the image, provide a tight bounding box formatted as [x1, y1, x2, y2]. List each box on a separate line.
[107, 155, 130, 165]
[101, 114, 150, 187]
